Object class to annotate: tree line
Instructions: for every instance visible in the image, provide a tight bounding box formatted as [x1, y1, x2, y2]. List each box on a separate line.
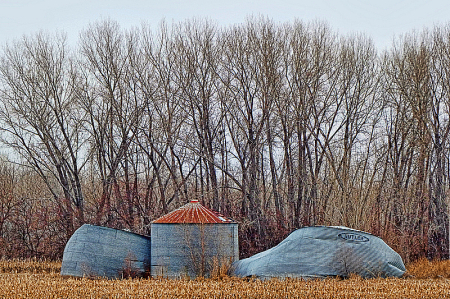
[0, 17, 449, 261]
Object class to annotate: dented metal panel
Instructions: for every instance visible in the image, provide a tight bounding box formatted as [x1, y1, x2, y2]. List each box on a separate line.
[61, 224, 151, 279]
[232, 226, 405, 279]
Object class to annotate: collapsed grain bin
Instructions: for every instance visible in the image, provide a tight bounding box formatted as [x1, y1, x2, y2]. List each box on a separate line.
[151, 200, 238, 278]
[232, 226, 405, 279]
[61, 224, 151, 279]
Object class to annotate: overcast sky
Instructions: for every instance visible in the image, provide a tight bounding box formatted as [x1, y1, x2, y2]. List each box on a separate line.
[1, 0, 450, 51]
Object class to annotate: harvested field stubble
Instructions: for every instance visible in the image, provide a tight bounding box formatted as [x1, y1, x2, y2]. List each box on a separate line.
[0, 260, 450, 298]
[1, 274, 450, 298]
[0, 258, 60, 274]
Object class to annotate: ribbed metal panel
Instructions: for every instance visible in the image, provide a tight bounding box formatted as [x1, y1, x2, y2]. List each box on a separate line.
[151, 223, 239, 278]
[61, 224, 151, 279]
[232, 226, 405, 279]
[152, 200, 235, 224]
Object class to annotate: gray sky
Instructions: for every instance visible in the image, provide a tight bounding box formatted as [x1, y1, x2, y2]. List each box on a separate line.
[1, 0, 450, 51]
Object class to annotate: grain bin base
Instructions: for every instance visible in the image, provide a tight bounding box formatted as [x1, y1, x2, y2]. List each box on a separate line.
[151, 223, 238, 278]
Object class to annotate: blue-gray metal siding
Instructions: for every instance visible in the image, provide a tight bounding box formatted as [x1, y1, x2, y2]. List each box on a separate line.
[232, 226, 405, 279]
[61, 224, 151, 279]
[151, 223, 238, 278]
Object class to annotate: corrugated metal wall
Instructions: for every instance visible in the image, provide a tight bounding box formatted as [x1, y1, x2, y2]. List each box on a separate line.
[151, 223, 238, 278]
[232, 226, 405, 279]
[61, 224, 151, 279]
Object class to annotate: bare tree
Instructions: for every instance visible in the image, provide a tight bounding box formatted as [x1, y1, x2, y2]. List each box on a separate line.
[282, 21, 341, 227]
[218, 17, 280, 245]
[78, 20, 146, 228]
[172, 19, 222, 211]
[427, 26, 450, 259]
[137, 21, 196, 217]
[0, 32, 87, 236]
[325, 34, 381, 228]
[382, 31, 436, 260]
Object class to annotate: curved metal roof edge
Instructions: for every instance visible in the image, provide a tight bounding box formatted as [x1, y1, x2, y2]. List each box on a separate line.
[80, 223, 151, 238]
[304, 225, 375, 236]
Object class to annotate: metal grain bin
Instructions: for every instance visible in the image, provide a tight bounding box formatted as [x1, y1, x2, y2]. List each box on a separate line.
[232, 226, 405, 279]
[151, 200, 238, 278]
[61, 224, 151, 279]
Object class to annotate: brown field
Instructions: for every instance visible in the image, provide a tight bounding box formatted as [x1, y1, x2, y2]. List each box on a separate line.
[0, 259, 450, 298]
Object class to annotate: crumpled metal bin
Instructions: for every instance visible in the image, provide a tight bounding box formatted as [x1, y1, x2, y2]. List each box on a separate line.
[232, 226, 405, 279]
[61, 224, 151, 279]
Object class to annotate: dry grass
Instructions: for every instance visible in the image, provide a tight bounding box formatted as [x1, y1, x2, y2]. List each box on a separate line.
[0, 258, 60, 274]
[0, 259, 449, 298]
[405, 257, 450, 279]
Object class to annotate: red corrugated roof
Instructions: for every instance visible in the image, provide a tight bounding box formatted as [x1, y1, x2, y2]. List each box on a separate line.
[152, 200, 236, 224]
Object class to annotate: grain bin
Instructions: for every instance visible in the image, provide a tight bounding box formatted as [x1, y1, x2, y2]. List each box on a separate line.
[61, 224, 151, 279]
[232, 226, 405, 279]
[151, 200, 238, 278]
